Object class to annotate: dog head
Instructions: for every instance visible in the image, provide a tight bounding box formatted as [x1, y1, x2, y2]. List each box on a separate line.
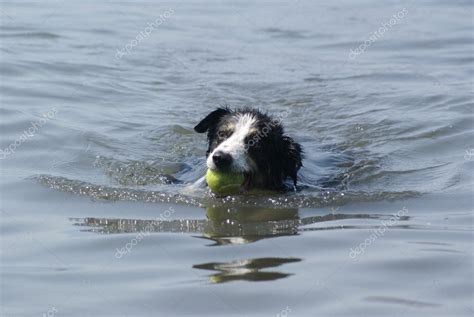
[194, 107, 303, 190]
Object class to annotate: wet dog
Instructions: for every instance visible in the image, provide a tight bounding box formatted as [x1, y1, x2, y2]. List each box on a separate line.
[194, 108, 303, 191]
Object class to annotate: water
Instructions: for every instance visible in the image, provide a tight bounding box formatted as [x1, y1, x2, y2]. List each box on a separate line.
[1, 0, 473, 316]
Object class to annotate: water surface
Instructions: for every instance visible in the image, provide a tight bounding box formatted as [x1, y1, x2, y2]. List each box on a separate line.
[1, 0, 473, 316]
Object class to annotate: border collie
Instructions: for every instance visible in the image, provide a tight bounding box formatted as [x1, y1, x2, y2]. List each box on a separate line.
[194, 108, 303, 191]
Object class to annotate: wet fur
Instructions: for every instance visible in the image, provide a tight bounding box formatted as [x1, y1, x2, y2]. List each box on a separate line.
[194, 107, 303, 191]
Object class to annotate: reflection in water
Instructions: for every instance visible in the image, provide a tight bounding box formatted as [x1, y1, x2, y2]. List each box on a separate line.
[71, 206, 409, 283]
[71, 206, 404, 245]
[201, 206, 299, 245]
[193, 257, 301, 283]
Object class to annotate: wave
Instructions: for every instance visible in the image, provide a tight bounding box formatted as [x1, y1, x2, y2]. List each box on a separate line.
[34, 174, 420, 209]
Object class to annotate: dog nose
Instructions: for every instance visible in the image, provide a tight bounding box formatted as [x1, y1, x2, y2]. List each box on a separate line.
[212, 151, 233, 168]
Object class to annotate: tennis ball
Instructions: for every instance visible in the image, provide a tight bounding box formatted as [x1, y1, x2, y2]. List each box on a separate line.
[206, 169, 244, 195]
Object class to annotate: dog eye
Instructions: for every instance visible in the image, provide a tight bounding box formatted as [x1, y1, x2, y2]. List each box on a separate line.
[217, 130, 232, 139]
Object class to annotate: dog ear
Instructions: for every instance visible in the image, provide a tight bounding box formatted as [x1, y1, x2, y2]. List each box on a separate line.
[282, 136, 303, 186]
[194, 108, 229, 133]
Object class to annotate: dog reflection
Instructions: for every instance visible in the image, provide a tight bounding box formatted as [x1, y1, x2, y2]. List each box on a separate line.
[200, 206, 298, 245]
[72, 206, 386, 246]
[72, 206, 300, 245]
[71, 208, 395, 284]
[193, 257, 301, 283]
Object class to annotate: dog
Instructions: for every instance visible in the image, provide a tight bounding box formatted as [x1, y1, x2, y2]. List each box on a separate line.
[194, 108, 303, 191]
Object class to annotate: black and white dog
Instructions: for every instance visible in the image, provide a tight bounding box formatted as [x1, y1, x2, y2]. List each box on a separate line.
[194, 108, 303, 191]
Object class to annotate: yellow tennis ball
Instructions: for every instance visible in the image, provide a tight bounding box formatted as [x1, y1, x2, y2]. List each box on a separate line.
[206, 169, 244, 195]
